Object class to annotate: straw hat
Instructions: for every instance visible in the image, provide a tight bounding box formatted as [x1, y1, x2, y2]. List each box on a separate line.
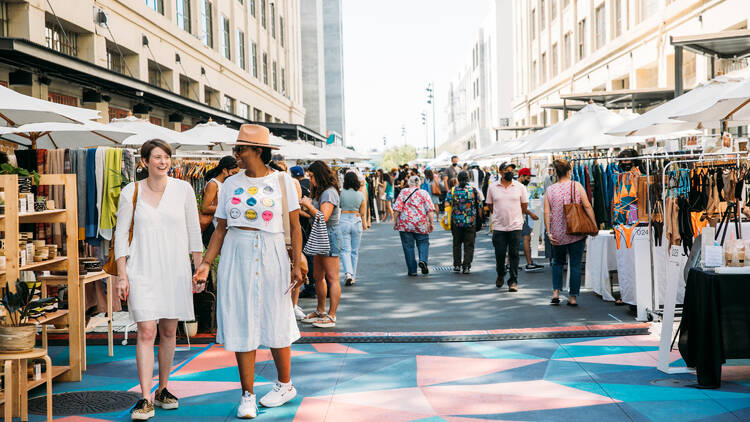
[235, 124, 279, 150]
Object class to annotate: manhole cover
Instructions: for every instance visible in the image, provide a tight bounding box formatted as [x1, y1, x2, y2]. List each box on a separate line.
[28, 390, 141, 416]
[650, 379, 694, 388]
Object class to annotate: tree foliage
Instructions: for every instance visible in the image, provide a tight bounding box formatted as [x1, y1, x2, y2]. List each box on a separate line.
[380, 145, 417, 170]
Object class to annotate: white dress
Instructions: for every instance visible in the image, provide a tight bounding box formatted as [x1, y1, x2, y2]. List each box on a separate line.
[114, 178, 203, 323]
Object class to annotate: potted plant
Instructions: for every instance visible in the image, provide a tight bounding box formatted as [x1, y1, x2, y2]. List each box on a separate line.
[0, 163, 41, 190]
[0, 281, 54, 352]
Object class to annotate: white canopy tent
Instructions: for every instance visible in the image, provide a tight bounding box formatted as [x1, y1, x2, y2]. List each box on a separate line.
[671, 75, 750, 126]
[426, 151, 453, 168]
[0, 85, 99, 126]
[180, 120, 238, 150]
[108, 115, 210, 149]
[0, 121, 136, 149]
[322, 144, 367, 161]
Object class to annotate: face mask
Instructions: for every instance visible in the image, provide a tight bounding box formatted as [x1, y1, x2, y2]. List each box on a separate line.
[452, 163, 458, 167]
[620, 162, 633, 172]
[503, 172, 514, 181]
[521, 179, 530, 186]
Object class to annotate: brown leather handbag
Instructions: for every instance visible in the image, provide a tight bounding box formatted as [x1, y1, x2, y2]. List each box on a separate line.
[103, 182, 139, 275]
[564, 181, 598, 236]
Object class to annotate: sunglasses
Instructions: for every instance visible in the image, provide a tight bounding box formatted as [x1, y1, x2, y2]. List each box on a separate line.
[232, 146, 249, 154]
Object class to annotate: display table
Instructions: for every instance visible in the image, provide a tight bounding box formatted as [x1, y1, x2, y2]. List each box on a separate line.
[1, 348, 53, 422]
[585, 231, 617, 301]
[678, 267, 750, 388]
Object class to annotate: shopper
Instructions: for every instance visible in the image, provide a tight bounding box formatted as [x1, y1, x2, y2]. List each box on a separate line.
[299, 160, 342, 328]
[200, 156, 239, 247]
[339, 172, 366, 286]
[393, 175, 435, 276]
[486, 162, 529, 292]
[291, 166, 316, 300]
[193, 124, 304, 418]
[381, 173, 395, 222]
[544, 159, 597, 306]
[517, 168, 543, 272]
[443, 155, 460, 187]
[424, 169, 441, 222]
[115, 139, 204, 421]
[446, 171, 481, 273]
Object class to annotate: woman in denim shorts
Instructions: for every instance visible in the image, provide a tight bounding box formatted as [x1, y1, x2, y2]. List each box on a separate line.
[299, 161, 342, 328]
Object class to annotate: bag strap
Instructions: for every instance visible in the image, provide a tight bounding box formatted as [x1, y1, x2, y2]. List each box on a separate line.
[127, 182, 139, 246]
[277, 172, 292, 247]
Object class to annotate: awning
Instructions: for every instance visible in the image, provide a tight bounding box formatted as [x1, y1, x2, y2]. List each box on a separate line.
[560, 88, 677, 110]
[671, 29, 750, 59]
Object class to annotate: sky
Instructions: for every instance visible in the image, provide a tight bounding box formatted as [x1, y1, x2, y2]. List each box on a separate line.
[342, 0, 491, 153]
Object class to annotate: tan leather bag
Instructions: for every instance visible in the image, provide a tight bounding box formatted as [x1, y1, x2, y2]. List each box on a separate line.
[564, 181, 598, 236]
[104, 182, 139, 275]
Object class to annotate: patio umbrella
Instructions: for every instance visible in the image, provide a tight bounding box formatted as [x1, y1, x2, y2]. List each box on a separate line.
[0, 121, 136, 149]
[670, 75, 750, 126]
[607, 76, 744, 136]
[322, 145, 367, 161]
[0, 85, 99, 126]
[181, 119, 239, 150]
[108, 115, 210, 150]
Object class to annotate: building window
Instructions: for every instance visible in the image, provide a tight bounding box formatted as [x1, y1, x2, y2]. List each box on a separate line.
[540, 52, 547, 84]
[563, 32, 571, 69]
[551, 43, 558, 75]
[595, 5, 606, 50]
[204, 86, 216, 106]
[224, 95, 235, 114]
[45, 22, 78, 57]
[0, 2, 8, 37]
[272, 61, 277, 90]
[149, 116, 163, 126]
[237, 30, 246, 69]
[265, 113, 272, 123]
[280, 16, 284, 47]
[281, 68, 286, 96]
[251, 42, 258, 77]
[577, 19, 586, 60]
[254, 108, 263, 121]
[176, 0, 191, 33]
[146, 0, 164, 14]
[270, 2, 275, 38]
[540, 0, 545, 30]
[201, 0, 213, 48]
[550, 0, 557, 21]
[530, 60, 536, 89]
[148, 67, 160, 87]
[109, 107, 129, 121]
[180, 76, 191, 98]
[262, 52, 268, 84]
[614, 0, 623, 38]
[181, 123, 192, 131]
[240, 102, 250, 119]
[261, 0, 266, 28]
[107, 49, 125, 74]
[48, 92, 77, 107]
[640, 0, 659, 23]
[530, 9, 536, 40]
[249, 0, 255, 18]
[221, 16, 231, 59]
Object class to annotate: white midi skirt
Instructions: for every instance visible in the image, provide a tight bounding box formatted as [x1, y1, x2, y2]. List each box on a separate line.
[216, 228, 301, 352]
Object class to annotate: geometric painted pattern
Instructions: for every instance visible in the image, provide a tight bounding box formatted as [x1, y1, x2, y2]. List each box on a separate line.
[27, 333, 750, 421]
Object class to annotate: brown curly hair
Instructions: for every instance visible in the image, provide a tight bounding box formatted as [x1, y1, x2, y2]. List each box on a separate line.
[309, 160, 340, 199]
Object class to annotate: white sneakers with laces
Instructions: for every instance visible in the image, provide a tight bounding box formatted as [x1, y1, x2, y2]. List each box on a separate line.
[294, 305, 305, 321]
[259, 381, 297, 408]
[237, 391, 257, 419]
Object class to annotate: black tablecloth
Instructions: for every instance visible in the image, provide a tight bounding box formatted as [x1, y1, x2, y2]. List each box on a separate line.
[678, 267, 750, 388]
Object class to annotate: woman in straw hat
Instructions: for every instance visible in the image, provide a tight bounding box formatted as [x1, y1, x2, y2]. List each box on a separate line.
[193, 124, 305, 419]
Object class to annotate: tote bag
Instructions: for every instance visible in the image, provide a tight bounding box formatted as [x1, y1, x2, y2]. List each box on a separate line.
[564, 181, 598, 236]
[303, 211, 331, 256]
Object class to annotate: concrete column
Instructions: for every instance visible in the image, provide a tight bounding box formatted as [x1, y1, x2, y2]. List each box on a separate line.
[82, 101, 110, 123]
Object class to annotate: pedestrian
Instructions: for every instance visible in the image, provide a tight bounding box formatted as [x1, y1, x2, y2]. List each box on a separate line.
[517, 168, 543, 272]
[544, 159, 597, 306]
[393, 175, 435, 276]
[381, 172, 395, 222]
[339, 171, 366, 286]
[115, 139, 205, 421]
[193, 124, 305, 418]
[486, 162, 531, 292]
[446, 171, 481, 274]
[423, 169, 441, 221]
[366, 172, 377, 224]
[200, 156, 239, 247]
[443, 155, 459, 188]
[291, 166, 316, 300]
[299, 160, 342, 328]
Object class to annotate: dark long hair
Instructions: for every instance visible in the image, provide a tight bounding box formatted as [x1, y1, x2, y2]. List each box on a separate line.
[343, 171, 361, 191]
[309, 160, 339, 199]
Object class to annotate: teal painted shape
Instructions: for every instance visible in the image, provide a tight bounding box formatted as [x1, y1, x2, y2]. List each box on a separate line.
[320, 356, 417, 396]
[543, 360, 600, 383]
[169, 366, 271, 384]
[625, 399, 735, 422]
[552, 345, 657, 359]
[591, 382, 712, 402]
[410, 417, 450, 422]
[702, 397, 750, 413]
[465, 342, 548, 360]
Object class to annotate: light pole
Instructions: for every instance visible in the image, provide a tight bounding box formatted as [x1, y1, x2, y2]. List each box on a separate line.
[421, 111, 428, 155]
[426, 83, 436, 158]
[401, 125, 407, 145]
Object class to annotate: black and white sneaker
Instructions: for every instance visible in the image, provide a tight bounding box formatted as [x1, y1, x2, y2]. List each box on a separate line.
[524, 263, 544, 272]
[418, 261, 429, 275]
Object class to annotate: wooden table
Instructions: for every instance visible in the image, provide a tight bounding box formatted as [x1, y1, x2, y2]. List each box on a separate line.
[0, 348, 52, 422]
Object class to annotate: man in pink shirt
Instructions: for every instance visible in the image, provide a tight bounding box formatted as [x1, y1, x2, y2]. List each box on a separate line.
[485, 163, 530, 292]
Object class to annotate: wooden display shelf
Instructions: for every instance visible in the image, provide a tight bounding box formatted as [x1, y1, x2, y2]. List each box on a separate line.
[29, 309, 68, 326]
[18, 209, 67, 224]
[0, 257, 69, 277]
[0, 365, 67, 406]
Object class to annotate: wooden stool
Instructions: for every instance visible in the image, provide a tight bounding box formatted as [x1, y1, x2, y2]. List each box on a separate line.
[0, 349, 53, 422]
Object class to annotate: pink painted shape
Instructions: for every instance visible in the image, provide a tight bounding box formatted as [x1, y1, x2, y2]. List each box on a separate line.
[311, 343, 367, 354]
[129, 380, 243, 399]
[173, 346, 314, 376]
[295, 397, 432, 422]
[566, 337, 642, 347]
[721, 366, 750, 381]
[316, 386, 436, 414]
[426, 380, 618, 401]
[54, 417, 112, 422]
[416, 355, 544, 386]
[556, 350, 682, 366]
[446, 417, 525, 422]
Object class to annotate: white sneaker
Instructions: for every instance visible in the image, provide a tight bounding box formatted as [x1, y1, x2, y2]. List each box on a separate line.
[237, 391, 257, 419]
[294, 305, 305, 321]
[259, 381, 297, 408]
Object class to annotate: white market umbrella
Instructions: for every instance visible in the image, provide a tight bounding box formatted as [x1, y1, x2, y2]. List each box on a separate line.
[323, 144, 367, 161]
[0, 121, 136, 149]
[181, 120, 239, 151]
[607, 76, 745, 136]
[426, 151, 453, 168]
[671, 75, 750, 126]
[0, 85, 99, 126]
[109, 115, 210, 150]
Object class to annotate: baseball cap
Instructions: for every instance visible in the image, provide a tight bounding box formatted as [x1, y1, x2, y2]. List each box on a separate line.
[518, 168, 534, 176]
[499, 162, 516, 171]
[290, 166, 304, 177]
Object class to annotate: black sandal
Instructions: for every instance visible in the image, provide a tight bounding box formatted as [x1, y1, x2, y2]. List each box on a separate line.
[550, 297, 560, 305]
[566, 301, 578, 307]
[614, 299, 625, 306]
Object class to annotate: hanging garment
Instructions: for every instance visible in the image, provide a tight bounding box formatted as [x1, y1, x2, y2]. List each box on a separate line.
[99, 148, 123, 240]
[678, 196, 694, 255]
[85, 148, 99, 240]
[71, 149, 88, 238]
[593, 165, 606, 228]
[652, 200, 664, 247]
[637, 175, 651, 223]
[614, 224, 637, 249]
[584, 165, 592, 202]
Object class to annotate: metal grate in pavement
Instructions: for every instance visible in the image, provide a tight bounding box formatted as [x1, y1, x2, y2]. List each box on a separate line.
[432, 265, 455, 272]
[28, 391, 141, 416]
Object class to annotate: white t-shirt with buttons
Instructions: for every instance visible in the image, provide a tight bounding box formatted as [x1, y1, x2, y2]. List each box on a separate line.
[215, 170, 300, 233]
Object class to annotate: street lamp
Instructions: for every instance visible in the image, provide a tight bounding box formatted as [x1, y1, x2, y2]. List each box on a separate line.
[421, 111, 428, 154]
[426, 83, 436, 158]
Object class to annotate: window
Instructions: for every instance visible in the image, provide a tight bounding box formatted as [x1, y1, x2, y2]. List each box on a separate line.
[224, 95, 235, 114]
[270, 2, 275, 38]
[109, 107, 129, 121]
[595, 5, 606, 50]
[265, 113, 272, 123]
[45, 22, 78, 57]
[249, 0, 255, 18]
[176, 0, 191, 33]
[146, 0, 164, 14]
[0, 2, 8, 37]
[540, 0, 545, 30]
[201, 0, 213, 48]
[237, 30, 246, 69]
[254, 108, 263, 121]
[48, 92, 77, 107]
[530, 60, 536, 89]
[530, 9, 536, 40]
[280, 16, 284, 47]
[281, 68, 286, 96]
[180, 76, 191, 98]
[221, 16, 231, 59]
[577, 19, 586, 60]
[107, 49, 125, 74]
[240, 102, 250, 119]
[204, 86, 216, 106]
[614, 0, 623, 38]
[251, 42, 258, 77]
[551, 43, 558, 75]
[563, 32, 571, 69]
[148, 67, 160, 87]
[540, 52, 547, 83]
[261, 0, 266, 28]
[262, 52, 268, 84]
[550, 0, 557, 21]
[272, 61, 277, 90]
[640, 0, 659, 22]
[149, 116, 163, 126]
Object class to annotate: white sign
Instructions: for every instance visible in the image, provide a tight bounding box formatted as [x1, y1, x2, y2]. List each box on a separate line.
[704, 245, 723, 268]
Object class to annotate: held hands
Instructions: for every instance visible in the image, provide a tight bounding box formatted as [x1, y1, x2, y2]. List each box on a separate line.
[116, 276, 129, 302]
[528, 212, 539, 221]
[192, 262, 210, 294]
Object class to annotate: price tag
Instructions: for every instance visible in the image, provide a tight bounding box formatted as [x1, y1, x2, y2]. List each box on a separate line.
[704, 245, 724, 268]
[633, 226, 650, 240]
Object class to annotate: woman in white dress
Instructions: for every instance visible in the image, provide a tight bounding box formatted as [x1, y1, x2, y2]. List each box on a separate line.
[193, 124, 304, 419]
[115, 139, 205, 421]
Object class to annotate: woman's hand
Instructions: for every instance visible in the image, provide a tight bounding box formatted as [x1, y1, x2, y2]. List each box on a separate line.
[547, 230, 558, 245]
[299, 197, 313, 210]
[289, 264, 305, 292]
[117, 276, 130, 302]
[192, 262, 210, 293]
